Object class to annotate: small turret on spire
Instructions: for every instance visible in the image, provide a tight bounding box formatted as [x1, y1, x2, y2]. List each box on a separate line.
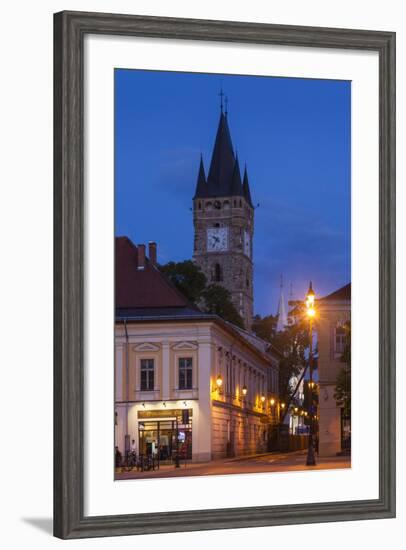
[276, 274, 288, 332]
[193, 154, 207, 199]
[243, 164, 254, 208]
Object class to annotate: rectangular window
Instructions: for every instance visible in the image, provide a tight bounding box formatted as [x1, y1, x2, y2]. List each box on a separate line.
[178, 357, 193, 390]
[140, 358, 154, 391]
[335, 326, 346, 354]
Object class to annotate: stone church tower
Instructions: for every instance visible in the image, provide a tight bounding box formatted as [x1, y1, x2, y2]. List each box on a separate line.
[192, 104, 254, 330]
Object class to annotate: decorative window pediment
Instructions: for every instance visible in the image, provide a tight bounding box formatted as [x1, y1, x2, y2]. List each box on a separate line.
[172, 341, 198, 351]
[133, 343, 160, 352]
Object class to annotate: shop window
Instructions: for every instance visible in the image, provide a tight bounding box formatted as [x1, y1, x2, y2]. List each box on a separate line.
[140, 358, 155, 391]
[178, 357, 193, 390]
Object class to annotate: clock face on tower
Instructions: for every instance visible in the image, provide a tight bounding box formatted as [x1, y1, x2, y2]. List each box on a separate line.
[244, 230, 251, 258]
[207, 227, 228, 252]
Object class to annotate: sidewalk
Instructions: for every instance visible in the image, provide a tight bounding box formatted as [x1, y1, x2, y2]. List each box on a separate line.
[115, 449, 320, 480]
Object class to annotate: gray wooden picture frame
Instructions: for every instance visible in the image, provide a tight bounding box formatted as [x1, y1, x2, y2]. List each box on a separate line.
[54, 10, 396, 539]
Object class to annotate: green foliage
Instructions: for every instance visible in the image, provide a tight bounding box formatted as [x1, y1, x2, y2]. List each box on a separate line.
[160, 260, 207, 304]
[201, 284, 245, 328]
[160, 261, 244, 328]
[251, 314, 277, 342]
[252, 301, 311, 409]
[334, 321, 351, 415]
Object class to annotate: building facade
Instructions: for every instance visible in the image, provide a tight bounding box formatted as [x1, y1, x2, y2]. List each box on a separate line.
[192, 107, 254, 330]
[317, 283, 351, 457]
[114, 237, 280, 464]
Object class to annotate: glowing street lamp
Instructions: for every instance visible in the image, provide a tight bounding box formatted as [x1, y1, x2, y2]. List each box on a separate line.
[216, 374, 223, 388]
[242, 385, 248, 396]
[305, 281, 317, 466]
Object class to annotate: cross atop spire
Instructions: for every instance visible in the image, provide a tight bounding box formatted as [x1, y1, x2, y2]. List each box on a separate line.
[219, 88, 224, 113]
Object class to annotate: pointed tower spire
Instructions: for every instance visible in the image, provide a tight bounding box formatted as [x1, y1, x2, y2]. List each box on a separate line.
[207, 107, 235, 196]
[243, 164, 254, 208]
[193, 155, 207, 199]
[276, 274, 288, 332]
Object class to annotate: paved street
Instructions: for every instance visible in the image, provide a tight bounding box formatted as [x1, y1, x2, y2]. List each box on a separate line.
[115, 450, 350, 480]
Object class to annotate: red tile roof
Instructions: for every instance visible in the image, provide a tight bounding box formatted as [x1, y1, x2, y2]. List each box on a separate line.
[115, 236, 193, 309]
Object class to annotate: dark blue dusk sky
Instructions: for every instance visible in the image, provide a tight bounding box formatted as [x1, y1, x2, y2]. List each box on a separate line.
[115, 69, 351, 317]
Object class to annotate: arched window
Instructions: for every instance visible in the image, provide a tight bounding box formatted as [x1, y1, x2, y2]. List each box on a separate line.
[212, 263, 223, 282]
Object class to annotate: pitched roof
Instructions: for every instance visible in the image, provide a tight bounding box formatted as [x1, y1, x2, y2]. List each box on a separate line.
[115, 236, 198, 311]
[115, 238, 278, 364]
[320, 283, 351, 302]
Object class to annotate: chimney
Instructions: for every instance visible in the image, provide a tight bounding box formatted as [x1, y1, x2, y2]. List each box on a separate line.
[148, 241, 157, 265]
[137, 244, 146, 270]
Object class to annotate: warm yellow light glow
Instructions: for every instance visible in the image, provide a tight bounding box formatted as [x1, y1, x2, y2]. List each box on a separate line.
[216, 374, 223, 388]
[242, 385, 248, 396]
[280, 402, 286, 409]
[307, 307, 316, 318]
[270, 398, 275, 406]
[304, 411, 308, 416]
[306, 295, 315, 306]
[261, 395, 266, 403]
[294, 407, 298, 413]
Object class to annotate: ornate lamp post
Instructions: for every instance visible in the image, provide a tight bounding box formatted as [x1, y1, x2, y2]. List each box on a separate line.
[305, 281, 317, 466]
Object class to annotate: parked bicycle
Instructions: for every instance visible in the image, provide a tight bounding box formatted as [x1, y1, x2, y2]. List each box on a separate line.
[122, 451, 137, 472]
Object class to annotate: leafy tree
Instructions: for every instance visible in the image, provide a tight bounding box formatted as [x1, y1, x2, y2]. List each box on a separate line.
[201, 284, 245, 328]
[252, 314, 277, 342]
[252, 302, 311, 412]
[160, 260, 207, 304]
[334, 321, 351, 416]
[159, 261, 244, 328]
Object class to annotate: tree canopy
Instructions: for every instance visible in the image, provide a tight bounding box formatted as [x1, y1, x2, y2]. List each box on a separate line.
[252, 301, 312, 411]
[159, 260, 244, 328]
[160, 260, 207, 304]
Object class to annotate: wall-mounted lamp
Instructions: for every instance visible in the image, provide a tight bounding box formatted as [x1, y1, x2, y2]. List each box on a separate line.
[242, 385, 248, 396]
[260, 395, 266, 403]
[270, 398, 275, 406]
[216, 374, 223, 388]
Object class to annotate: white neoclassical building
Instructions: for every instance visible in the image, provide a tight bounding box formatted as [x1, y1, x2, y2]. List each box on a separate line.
[114, 237, 280, 463]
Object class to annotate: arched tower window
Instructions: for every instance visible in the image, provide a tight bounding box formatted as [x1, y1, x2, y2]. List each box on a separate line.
[212, 263, 223, 282]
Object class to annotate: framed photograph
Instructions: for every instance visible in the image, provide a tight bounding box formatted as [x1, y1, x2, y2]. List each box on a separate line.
[54, 10, 396, 539]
